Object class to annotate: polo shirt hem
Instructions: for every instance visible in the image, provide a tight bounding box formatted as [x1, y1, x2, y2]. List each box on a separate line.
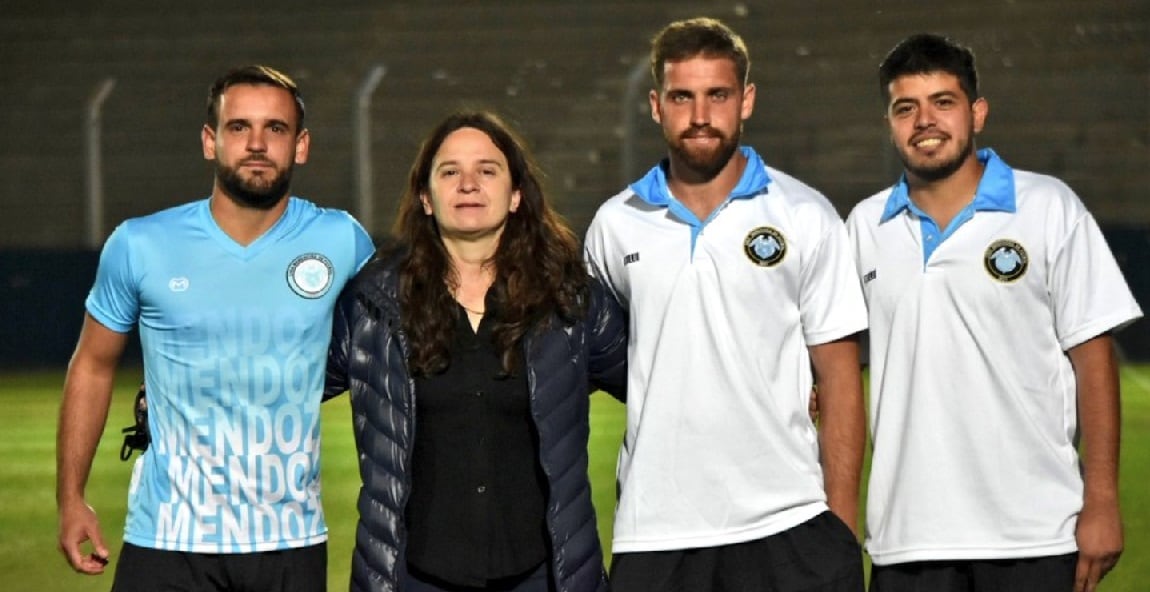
[867, 537, 1078, 566]
[611, 502, 825, 554]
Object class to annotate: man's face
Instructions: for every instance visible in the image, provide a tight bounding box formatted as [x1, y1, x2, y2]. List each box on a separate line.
[886, 71, 987, 183]
[650, 56, 755, 180]
[201, 83, 309, 209]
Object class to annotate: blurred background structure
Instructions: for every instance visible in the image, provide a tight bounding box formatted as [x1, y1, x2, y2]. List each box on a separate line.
[1, 0, 1147, 365]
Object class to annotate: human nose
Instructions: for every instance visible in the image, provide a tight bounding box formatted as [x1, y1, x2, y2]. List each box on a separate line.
[246, 129, 267, 152]
[457, 169, 479, 192]
[691, 99, 710, 126]
[914, 105, 935, 129]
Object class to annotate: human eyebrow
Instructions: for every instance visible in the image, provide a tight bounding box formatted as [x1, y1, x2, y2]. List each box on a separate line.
[222, 118, 251, 129]
[927, 91, 962, 102]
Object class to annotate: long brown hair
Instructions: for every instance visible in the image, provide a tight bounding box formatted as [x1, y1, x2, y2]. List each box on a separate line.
[393, 110, 588, 376]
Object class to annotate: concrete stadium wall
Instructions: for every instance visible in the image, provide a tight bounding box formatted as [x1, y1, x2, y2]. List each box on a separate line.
[1, 0, 1146, 246]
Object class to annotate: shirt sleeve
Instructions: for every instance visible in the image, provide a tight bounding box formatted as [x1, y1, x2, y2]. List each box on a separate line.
[799, 213, 868, 346]
[584, 211, 632, 313]
[1050, 211, 1143, 350]
[85, 221, 140, 333]
[350, 215, 376, 272]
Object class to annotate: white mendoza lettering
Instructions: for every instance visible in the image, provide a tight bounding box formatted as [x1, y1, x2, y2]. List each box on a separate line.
[157, 502, 192, 545]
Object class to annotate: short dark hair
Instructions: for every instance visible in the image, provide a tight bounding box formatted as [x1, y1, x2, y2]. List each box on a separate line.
[879, 33, 979, 104]
[206, 65, 306, 130]
[650, 17, 750, 89]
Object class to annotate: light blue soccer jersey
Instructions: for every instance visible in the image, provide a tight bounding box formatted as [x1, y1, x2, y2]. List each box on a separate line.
[87, 197, 374, 553]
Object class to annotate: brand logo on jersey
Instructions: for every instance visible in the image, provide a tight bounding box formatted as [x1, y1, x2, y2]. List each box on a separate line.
[744, 226, 786, 267]
[168, 277, 190, 292]
[984, 239, 1028, 282]
[287, 253, 334, 298]
[624, 252, 640, 266]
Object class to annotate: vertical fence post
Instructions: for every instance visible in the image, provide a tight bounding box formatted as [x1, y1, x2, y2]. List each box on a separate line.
[620, 58, 649, 187]
[353, 65, 387, 236]
[85, 78, 116, 249]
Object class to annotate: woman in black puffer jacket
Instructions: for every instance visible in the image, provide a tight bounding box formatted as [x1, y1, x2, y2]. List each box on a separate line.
[326, 110, 627, 592]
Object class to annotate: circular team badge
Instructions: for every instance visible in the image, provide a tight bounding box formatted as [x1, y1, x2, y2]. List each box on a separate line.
[983, 239, 1028, 283]
[744, 226, 787, 267]
[287, 253, 335, 298]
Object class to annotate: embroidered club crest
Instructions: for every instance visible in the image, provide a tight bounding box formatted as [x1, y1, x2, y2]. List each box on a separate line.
[744, 226, 787, 267]
[983, 239, 1028, 283]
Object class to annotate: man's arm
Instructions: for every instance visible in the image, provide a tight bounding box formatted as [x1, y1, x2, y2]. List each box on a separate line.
[56, 314, 128, 574]
[808, 334, 866, 538]
[1067, 333, 1123, 592]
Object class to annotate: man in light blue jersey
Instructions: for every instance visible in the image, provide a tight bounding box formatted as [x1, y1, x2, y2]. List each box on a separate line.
[56, 65, 375, 591]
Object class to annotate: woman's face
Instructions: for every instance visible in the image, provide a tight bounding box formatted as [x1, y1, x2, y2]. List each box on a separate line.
[421, 127, 521, 241]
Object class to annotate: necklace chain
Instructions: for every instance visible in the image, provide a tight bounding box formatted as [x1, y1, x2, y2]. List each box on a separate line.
[459, 303, 485, 316]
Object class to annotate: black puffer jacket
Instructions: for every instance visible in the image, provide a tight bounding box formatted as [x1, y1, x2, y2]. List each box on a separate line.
[326, 253, 627, 592]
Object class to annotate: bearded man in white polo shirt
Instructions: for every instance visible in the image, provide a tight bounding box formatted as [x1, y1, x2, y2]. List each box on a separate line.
[585, 17, 868, 592]
[847, 33, 1142, 592]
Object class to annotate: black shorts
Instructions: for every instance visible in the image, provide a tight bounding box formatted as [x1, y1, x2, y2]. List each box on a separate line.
[869, 553, 1077, 592]
[110, 541, 326, 592]
[610, 511, 864, 592]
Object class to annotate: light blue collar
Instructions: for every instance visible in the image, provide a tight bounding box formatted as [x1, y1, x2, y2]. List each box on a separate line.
[630, 146, 772, 257]
[628, 147, 772, 256]
[629, 146, 772, 222]
[880, 148, 1016, 223]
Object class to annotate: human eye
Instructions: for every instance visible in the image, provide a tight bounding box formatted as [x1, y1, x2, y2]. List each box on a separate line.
[711, 90, 730, 102]
[890, 103, 915, 118]
[935, 97, 957, 109]
[669, 92, 691, 104]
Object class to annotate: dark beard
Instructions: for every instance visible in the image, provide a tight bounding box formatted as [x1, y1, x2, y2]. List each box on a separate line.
[668, 126, 741, 182]
[899, 135, 973, 183]
[216, 162, 292, 210]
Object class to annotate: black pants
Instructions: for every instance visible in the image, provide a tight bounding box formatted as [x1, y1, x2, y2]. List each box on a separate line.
[110, 541, 326, 592]
[869, 553, 1078, 592]
[403, 561, 554, 592]
[610, 511, 864, 592]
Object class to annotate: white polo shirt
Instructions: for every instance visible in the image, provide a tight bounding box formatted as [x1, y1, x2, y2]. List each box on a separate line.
[847, 149, 1142, 565]
[585, 147, 867, 553]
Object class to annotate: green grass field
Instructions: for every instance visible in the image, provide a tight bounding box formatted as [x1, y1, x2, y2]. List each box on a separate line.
[4, 368, 1148, 591]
